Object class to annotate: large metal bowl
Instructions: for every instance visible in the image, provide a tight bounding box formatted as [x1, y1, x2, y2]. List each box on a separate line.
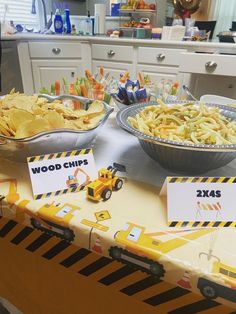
[0, 94, 114, 162]
[117, 101, 236, 174]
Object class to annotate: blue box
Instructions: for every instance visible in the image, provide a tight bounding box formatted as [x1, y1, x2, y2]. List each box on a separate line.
[111, 3, 120, 16]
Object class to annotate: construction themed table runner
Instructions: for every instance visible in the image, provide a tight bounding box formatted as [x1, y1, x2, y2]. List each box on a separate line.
[0, 158, 236, 312]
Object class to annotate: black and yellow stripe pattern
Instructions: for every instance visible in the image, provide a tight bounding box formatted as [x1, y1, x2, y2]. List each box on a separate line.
[27, 148, 93, 163]
[0, 216, 234, 314]
[168, 177, 236, 183]
[35, 185, 86, 200]
[169, 221, 236, 228]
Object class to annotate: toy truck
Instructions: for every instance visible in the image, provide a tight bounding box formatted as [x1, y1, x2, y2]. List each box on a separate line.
[87, 163, 126, 201]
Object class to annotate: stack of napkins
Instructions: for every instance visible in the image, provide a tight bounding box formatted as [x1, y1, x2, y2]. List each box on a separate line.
[161, 26, 186, 41]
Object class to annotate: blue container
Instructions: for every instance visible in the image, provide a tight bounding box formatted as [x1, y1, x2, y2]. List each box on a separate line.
[65, 9, 71, 34]
[111, 3, 120, 16]
[54, 9, 63, 33]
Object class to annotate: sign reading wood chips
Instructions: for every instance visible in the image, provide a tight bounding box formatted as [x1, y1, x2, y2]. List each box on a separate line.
[27, 149, 97, 200]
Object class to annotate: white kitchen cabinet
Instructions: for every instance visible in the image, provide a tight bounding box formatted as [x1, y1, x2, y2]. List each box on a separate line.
[136, 47, 186, 84]
[29, 42, 82, 59]
[32, 60, 84, 92]
[92, 44, 133, 63]
[136, 64, 180, 82]
[26, 41, 90, 93]
[92, 60, 133, 80]
[138, 47, 187, 67]
[92, 43, 134, 79]
[180, 52, 236, 77]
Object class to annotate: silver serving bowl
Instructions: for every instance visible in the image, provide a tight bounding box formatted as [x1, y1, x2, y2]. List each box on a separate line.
[0, 94, 114, 162]
[117, 101, 236, 174]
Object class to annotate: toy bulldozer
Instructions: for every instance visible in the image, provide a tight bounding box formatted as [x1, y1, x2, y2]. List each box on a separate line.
[86, 163, 126, 201]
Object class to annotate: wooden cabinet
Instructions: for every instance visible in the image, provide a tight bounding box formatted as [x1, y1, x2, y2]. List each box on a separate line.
[32, 60, 84, 93]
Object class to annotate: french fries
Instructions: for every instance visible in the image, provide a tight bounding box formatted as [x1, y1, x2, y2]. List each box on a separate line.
[128, 101, 236, 145]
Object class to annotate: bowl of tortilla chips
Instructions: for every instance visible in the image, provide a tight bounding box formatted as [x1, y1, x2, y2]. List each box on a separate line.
[0, 91, 113, 161]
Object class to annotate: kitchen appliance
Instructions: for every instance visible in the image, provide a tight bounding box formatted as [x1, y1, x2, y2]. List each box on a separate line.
[0, 41, 23, 96]
[217, 31, 236, 43]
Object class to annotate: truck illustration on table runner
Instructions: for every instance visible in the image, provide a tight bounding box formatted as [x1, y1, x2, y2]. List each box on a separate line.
[0, 178, 80, 242]
[109, 222, 215, 278]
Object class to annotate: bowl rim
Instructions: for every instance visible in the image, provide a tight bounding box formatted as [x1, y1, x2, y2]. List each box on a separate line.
[0, 94, 114, 143]
[116, 100, 236, 151]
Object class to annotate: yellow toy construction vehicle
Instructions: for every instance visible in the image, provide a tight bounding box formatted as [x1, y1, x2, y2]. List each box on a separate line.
[87, 163, 126, 201]
[109, 222, 215, 278]
[30, 202, 80, 242]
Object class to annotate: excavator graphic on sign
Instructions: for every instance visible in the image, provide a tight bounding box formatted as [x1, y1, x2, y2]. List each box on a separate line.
[66, 167, 91, 189]
[109, 222, 215, 278]
[0, 179, 80, 242]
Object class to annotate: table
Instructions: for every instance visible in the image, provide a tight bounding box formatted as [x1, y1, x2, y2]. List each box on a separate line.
[0, 113, 236, 314]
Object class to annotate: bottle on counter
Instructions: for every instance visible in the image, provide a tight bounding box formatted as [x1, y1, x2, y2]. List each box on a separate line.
[54, 9, 63, 33]
[65, 8, 71, 34]
[85, 11, 93, 36]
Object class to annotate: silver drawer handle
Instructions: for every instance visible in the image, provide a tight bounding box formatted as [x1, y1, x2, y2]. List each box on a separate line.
[157, 53, 165, 61]
[52, 48, 61, 55]
[107, 50, 115, 57]
[205, 61, 217, 71]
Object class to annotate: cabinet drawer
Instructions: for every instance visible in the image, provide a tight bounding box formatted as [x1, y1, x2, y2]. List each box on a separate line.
[92, 44, 133, 62]
[93, 60, 134, 79]
[138, 47, 186, 66]
[29, 42, 82, 58]
[179, 52, 236, 76]
[136, 65, 179, 82]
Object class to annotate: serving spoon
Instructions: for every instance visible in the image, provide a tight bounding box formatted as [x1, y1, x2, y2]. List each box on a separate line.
[182, 85, 198, 101]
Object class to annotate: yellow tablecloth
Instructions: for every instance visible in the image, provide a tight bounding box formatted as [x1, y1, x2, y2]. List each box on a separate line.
[0, 155, 236, 313]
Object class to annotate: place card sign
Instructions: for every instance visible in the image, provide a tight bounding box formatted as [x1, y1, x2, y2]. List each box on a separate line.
[160, 177, 236, 228]
[27, 149, 97, 200]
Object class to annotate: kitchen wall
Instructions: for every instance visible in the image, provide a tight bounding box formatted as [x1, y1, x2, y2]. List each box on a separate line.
[46, 0, 87, 15]
[46, 0, 213, 22]
[192, 0, 212, 21]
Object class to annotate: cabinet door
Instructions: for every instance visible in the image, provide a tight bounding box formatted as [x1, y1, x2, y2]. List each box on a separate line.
[32, 60, 84, 93]
[92, 61, 134, 80]
[136, 65, 180, 83]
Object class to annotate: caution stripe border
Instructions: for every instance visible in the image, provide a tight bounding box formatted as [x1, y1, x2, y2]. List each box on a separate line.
[0, 215, 233, 314]
[168, 177, 236, 184]
[35, 185, 86, 200]
[27, 148, 93, 163]
[168, 221, 236, 228]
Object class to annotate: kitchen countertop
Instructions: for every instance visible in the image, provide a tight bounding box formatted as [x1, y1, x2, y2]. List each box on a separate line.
[2, 33, 236, 53]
